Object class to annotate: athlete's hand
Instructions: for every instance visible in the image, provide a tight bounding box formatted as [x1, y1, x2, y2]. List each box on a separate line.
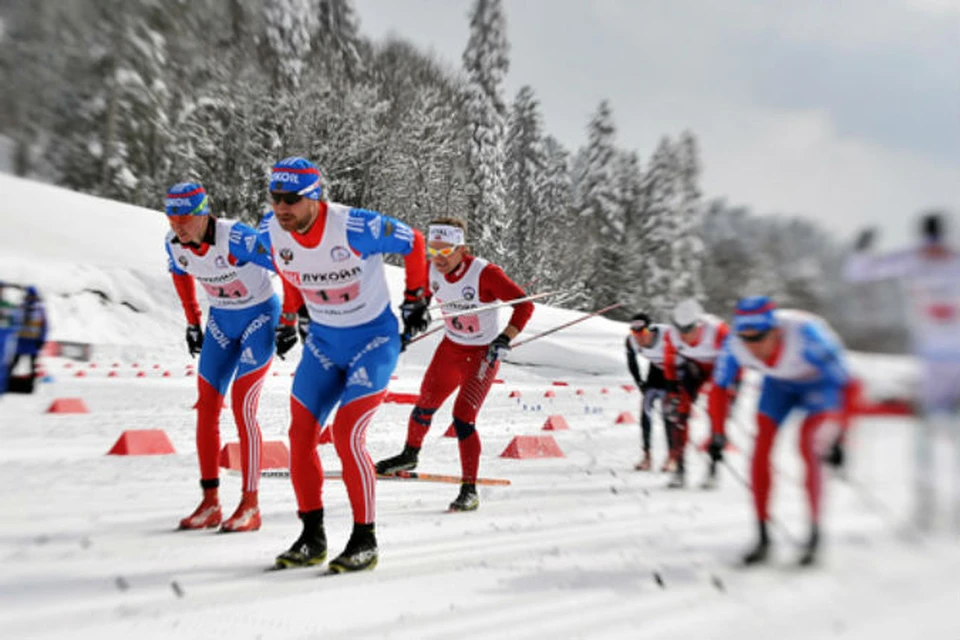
[707, 433, 727, 463]
[275, 324, 298, 360]
[486, 332, 512, 363]
[400, 288, 431, 339]
[185, 324, 203, 358]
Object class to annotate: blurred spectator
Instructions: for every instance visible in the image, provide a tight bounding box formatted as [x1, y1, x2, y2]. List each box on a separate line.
[845, 211, 960, 530]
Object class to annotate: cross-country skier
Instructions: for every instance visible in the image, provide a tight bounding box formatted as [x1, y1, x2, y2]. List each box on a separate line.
[165, 182, 279, 533]
[708, 296, 850, 566]
[260, 157, 429, 573]
[845, 211, 960, 531]
[625, 312, 675, 471]
[375, 217, 534, 511]
[9, 286, 47, 393]
[662, 298, 732, 488]
[0, 282, 23, 396]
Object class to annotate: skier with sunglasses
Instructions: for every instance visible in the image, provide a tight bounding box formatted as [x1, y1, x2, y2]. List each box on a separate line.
[707, 296, 850, 566]
[164, 182, 279, 533]
[375, 217, 534, 512]
[258, 157, 429, 573]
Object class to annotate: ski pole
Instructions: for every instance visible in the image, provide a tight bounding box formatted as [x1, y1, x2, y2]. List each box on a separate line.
[476, 301, 624, 380]
[510, 302, 625, 349]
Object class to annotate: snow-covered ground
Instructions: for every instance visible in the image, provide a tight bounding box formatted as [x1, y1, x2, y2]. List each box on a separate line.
[1, 174, 958, 639]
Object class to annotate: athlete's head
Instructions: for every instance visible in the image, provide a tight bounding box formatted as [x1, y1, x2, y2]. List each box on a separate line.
[671, 298, 704, 345]
[629, 312, 656, 348]
[165, 182, 210, 244]
[269, 157, 323, 234]
[733, 295, 780, 359]
[427, 217, 468, 275]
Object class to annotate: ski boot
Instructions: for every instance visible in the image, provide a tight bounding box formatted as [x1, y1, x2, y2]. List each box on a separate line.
[375, 444, 420, 475]
[275, 509, 327, 569]
[666, 456, 685, 489]
[743, 521, 771, 565]
[328, 523, 378, 573]
[221, 491, 261, 533]
[448, 483, 479, 512]
[824, 441, 844, 469]
[634, 451, 653, 471]
[178, 486, 221, 530]
[798, 525, 820, 567]
[660, 454, 678, 473]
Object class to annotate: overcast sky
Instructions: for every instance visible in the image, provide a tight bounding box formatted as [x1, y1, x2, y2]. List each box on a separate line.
[353, 0, 959, 247]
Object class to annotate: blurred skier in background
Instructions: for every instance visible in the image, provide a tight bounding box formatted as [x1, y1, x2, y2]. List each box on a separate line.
[8, 286, 48, 393]
[625, 312, 675, 471]
[0, 282, 24, 396]
[662, 298, 732, 488]
[260, 157, 429, 573]
[845, 211, 960, 531]
[376, 217, 534, 512]
[708, 296, 850, 566]
[164, 182, 280, 533]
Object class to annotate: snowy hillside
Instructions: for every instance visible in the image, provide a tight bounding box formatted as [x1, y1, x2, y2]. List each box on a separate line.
[1, 176, 957, 640]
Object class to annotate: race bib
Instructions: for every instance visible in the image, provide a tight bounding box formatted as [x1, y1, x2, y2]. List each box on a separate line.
[303, 282, 362, 305]
[201, 280, 250, 299]
[446, 313, 481, 334]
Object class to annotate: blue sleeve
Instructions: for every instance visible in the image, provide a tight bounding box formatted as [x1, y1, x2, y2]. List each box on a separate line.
[257, 212, 275, 255]
[712, 336, 741, 389]
[800, 322, 849, 386]
[228, 222, 276, 272]
[165, 240, 187, 275]
[345, 208, 416, 258]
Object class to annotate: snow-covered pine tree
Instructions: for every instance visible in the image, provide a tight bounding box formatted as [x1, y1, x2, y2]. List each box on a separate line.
[670, 130, 705, 303]
[264, 0, 319, 91]
[46, 0, 174, 206]
[636, 136, 679, 316]
[505, 85, 548, 287]
[576, 100, 624, 313]
[611, 149, 645, 312]
[537, 136, 588, 306]
[462, 0, 510, 264]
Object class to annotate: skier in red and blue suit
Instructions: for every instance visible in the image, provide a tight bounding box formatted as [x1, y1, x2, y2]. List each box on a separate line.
[707, 295, 850, 567]
[165, 182, 279, 534]
[259, 157, 430, 574]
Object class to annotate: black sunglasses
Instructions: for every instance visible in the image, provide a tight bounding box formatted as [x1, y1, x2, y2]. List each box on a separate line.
[738, 330, 771, 343]
[270, 191, 303, 205]
[673, 322, 697, 334]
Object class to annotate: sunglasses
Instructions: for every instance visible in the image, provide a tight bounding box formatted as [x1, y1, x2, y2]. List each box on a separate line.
[738, 330, 771, 343]
[427, 245, 459, 258]
[674, 322, 697, 334]
[270, 191, 304, 205]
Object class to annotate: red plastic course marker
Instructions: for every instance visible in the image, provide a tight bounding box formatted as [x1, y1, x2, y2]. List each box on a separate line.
[500, 435, 564, 458]
[107, 429, 176, 455]
[47, 398, 90, 414]
[542, 415, 570, 431]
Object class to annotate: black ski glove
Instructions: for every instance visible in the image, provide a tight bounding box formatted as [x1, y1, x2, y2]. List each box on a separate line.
[275, 324, 298, 360]
[185, 324, 203, 358]
[486, 332, 512, 363]
[400, 288, 431, 348]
